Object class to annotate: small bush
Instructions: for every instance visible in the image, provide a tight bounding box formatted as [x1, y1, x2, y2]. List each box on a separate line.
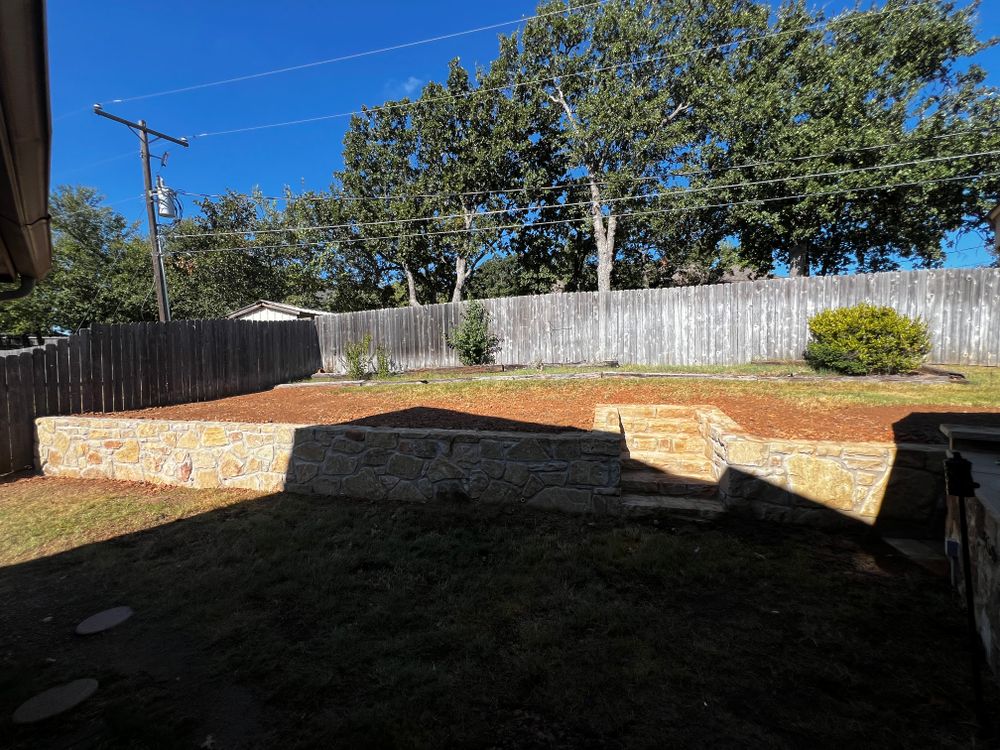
[374, 344, 393, 380]
[446, 300, 501, 366]
[342, 334, 372, 380]
[804, 304, 931, 375]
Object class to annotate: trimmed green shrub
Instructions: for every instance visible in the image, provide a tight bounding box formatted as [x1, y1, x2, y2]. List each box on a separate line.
[342, 334, 372, 380]
[804, 304, 931, 375]
[446, 300, 501, 366]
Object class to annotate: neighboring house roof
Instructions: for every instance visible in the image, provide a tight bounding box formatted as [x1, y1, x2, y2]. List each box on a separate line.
[227, 300, 329, 319]
[0, 0, 52, 297]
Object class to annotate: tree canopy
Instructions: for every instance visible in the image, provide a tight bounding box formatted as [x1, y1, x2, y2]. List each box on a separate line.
[5, 0, 997, 331]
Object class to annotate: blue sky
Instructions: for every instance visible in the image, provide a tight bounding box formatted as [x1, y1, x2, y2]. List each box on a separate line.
[48, 1, 999, 269]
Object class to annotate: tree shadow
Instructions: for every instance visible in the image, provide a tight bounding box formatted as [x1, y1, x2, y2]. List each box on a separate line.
[340, 406, 587, 433]
[2, 408, 997, 746]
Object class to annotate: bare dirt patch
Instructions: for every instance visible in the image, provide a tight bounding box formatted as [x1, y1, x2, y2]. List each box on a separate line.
[106, 378, 1000, 444]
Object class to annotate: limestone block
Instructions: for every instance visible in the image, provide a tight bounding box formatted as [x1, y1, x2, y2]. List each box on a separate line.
[331, 438, 366, 455]
[114, 464, 144, 483]
[726, 440, 769, 467]
[451, 440, 480, 463]
[842, 456, 888, 471]
[113, 440, 140, 464]
[581, 437, 622, 457]
[399, 438, 441, 459]
[293, 441, 326, 463]
[177, 457, 192, 483]
[552, 441, 582, 460]
[272, 449, 292, 473]
[387, 452, 424, 480]
[136, 423, 162, 438]
[192, 468, 219, 488]
[53, 432, 71, 453]
[201, 426, 229, 447]
[568, 461, 610, 486]
[503, 463, 529, 486]
[365, 431, 398, 449]
[342, 468, 386, 500]
[480, 459, 506, 479]
[428, 459, 463, 482]
[524, 474, 545, 498]
[507, 438, 549, 461]
[322, 453, 359, 475]
[177, 431, 199, 449]
[785, 454, 855, 510]
[388, 480, 424, 502]
[361, 448, 392, 467]
[462, 470, 491, 498]
[538, 471, 568, 487]
[483, 480, 524, 504]
[219, 456, 245, 479]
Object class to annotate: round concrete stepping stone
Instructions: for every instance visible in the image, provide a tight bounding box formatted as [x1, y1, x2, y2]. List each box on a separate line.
[12, 678, 98, 724]
[76, 606, 133, 635]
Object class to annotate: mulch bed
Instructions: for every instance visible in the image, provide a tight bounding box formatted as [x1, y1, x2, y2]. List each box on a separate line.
[103, 379, 1000, 445]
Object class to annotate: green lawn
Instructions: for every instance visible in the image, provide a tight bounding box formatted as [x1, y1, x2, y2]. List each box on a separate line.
[0, 477, 991, 748]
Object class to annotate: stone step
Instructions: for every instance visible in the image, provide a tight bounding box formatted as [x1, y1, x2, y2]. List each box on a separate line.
[620, 494, 725, 519]
[618, 417, 703, 436]
[621, 470, 718, 498]
[622, 452, 716, 477]
[622, 435, 708, 454]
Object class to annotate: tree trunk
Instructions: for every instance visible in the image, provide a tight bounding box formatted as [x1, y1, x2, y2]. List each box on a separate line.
[789, 245, 810, 277]
[403, 263, 421, 307]
[588, 177, 616, 294]
[451, 255, 468, 303]
[451, 208, 476, 303]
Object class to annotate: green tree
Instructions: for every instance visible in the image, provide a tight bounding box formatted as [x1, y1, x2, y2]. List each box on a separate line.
[703, 0, 1000, 275]
[414, 59, 522, 302]
[0, 185, 154, 334]
[338, 106, 437, 306]
[163, 189, 336, 318]
[498, 0, 758, 293]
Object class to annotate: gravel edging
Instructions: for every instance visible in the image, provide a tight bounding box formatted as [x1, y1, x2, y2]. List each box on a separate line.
[276, 369, 965, 389]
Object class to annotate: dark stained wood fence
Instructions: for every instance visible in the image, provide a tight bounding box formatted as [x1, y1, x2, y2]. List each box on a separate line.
[315, 268, 1000, 372]
[0, 319, 321, 475]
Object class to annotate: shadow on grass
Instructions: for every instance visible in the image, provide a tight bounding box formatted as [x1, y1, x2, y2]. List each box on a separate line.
[1, 410, 996, 747]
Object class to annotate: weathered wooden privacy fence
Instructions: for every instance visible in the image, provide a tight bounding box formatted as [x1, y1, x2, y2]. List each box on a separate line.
[315, 268, 1000, 372]
[0, 319, 320, 475]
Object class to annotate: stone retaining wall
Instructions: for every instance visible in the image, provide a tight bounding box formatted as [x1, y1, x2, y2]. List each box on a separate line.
[946, 491, 1000, 674]
[597, 404, 945, 529]
[35, 417, 622, 515]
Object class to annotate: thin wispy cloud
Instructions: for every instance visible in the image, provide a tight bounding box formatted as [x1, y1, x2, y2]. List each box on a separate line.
[385, 76, 424, 98]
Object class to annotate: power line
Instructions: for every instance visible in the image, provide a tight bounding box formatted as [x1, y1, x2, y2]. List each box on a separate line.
[58, 194, 146, 217]
[53, 149, 137, 179]
[177, 124, 997, 206]
[185, 2, 925, 140]
[100, 1, 608, 106]
[161, 169, 999, 255]
[167, 148, 1000, 240]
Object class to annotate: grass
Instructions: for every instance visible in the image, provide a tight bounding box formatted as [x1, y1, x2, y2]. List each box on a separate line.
[323, 363, 1000, 411]
[361, 364, 1000, 409]
[1, 477, 992, 748]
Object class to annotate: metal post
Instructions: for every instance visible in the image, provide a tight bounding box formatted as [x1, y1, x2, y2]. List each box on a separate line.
[139, 123, 170, 322]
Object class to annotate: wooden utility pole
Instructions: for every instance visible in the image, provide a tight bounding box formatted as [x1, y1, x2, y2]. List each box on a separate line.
[92, 105, 189, 322]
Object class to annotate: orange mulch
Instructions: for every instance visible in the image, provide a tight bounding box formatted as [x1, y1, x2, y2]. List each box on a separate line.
[103, 379, 1000, 445]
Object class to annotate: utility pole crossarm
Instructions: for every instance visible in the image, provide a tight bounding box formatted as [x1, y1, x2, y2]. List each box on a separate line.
[92, 105, 190, 323]
[92, 105, 190, 147]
